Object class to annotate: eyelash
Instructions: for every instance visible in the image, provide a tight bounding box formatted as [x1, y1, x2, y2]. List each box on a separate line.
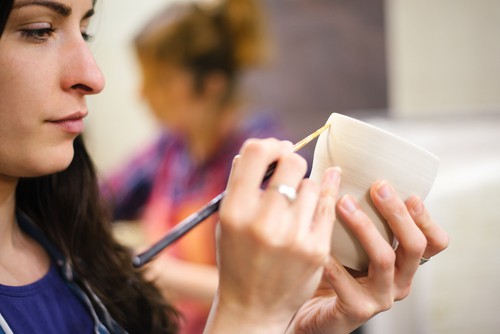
[82, 32, 93, 42]
[20, 28, 94, 42]
[21, 28, 55, 42]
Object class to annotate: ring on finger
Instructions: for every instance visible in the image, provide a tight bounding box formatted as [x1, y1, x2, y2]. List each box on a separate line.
[419, 256, 432, 265]
[269, 184, 297, 203]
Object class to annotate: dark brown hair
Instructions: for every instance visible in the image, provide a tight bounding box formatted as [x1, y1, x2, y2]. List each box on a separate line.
[16, 137, 179, 333]
[0, 0, 14, 34]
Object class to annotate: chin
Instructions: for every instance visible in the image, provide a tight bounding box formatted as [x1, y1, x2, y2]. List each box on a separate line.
[47, 156, 74, 175]
[26, 145, 76, 177]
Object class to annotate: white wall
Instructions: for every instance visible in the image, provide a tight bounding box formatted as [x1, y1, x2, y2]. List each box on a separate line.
[386, 0, 500, 116]
[364, 113, 500, 334]
[86, 0, 177, 174]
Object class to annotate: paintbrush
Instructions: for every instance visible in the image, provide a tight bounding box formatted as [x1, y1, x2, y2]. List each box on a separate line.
[132, 123, 331, 267]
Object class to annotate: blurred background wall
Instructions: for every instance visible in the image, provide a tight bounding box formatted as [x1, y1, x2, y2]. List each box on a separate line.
[87, 0, 500, 170]
[86, 1, 500, 333]
[386, 0, 500, 116]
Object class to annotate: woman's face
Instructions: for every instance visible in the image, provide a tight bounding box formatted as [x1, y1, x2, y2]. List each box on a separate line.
[140, 60, 204, 132]
[0, 0, 104, 178]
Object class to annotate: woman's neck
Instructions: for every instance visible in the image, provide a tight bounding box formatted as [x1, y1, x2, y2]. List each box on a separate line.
[0, 175, 18, 238]
[185, 102, 241, 164]
[0, 175, 50, 286]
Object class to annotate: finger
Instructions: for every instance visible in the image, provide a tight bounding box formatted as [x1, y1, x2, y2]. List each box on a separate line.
[337, 195, 395, 292]
[262, 152, 307, 211]
[309, 167, 341, 247]
[324, 254, 395, 319]
[250, 153, 307, 239]
[370, 181, 426, 281]
[292, 179, 320, 238]
[322, 255, 360, 301]
[224, 154, 240, 191]
[224, 139, 293, 211]
[406, 196, 449, 259]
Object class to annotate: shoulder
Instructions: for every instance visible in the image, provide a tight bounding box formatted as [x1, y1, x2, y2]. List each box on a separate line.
[240, 110, 286, 140]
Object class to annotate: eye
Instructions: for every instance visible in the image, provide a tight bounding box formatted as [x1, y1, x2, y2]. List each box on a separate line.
[20, 21, 55, 43]
[21, 27, 55, 42]
[81, 31, 94, 42]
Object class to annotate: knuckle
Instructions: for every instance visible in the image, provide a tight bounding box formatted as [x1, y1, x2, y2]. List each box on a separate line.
[248, 224, 267, 244]
[240, 138, 290, 162]
[271, 235, 328, 267]
[315, 203, 335, 223]
[415, 211, 434, 231]
[306, 244, 330, 266]
[406, 233, 428, 257]
[280, 153, 308, 175]
[374, 194, 406, 220]
[372, 247, 396, 270]
[387, 201, 409, 221]
[283, 234, 308, 254]
[378, 297, 394, 313]
[435, 233, 450, 252]
[395, 285, 412, 301]
[240, 138, 266, 156]
[362, 297, 394, 316]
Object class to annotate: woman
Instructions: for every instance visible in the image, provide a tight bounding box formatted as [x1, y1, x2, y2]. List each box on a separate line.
[100, 1, 284, 332]
[0, 0, 178, 332]
[0, 0, 448, 334]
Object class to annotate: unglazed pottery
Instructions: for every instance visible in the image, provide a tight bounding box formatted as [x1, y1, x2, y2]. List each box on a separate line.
[309, 113, 439, 271]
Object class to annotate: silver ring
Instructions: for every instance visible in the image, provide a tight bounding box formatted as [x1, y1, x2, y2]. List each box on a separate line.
[269, 184, 297, 202]
[419, 256, 432, 265]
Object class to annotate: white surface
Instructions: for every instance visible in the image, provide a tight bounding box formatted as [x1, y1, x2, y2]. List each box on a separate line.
[362, 113, 500, 334]
[85, 0, 176, 174]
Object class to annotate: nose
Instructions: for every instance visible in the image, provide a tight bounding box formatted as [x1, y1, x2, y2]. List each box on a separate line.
[61, 34, 105, 95]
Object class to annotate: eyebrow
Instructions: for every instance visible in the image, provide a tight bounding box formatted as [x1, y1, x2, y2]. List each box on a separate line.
[13, 0, 95, 19]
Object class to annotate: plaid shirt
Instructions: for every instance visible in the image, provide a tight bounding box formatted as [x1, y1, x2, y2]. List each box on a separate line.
[100, 113, 283, 334]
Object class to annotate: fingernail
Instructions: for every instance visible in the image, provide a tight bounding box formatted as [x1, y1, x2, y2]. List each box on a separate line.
[282, 140, 294, 151]
[327, 167, 341, 184]
[376, 181, 392, 199]
[341, 195, 357, 213]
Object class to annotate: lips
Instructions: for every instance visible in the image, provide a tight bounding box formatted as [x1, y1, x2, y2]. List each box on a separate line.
[48, 111, 88, 134]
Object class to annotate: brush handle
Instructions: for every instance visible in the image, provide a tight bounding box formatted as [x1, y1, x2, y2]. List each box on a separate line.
[132, 161, 277, 267]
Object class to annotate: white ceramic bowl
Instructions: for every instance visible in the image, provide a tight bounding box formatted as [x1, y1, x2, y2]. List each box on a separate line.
[309, 113, 439, 271]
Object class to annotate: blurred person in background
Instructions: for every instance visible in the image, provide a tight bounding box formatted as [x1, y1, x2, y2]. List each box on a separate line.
[99, 0, 284, 332]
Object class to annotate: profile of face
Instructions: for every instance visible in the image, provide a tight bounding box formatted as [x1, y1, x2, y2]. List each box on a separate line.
[140, 61, 199, 130]
[140, 59, 228, 132]
[0, 0, 104, 178]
